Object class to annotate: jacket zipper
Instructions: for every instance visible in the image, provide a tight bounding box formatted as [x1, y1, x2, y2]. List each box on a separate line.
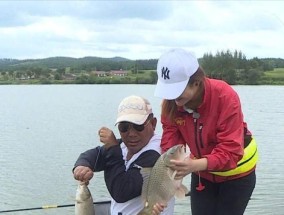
[193, 113, 216, 182]
[194, 118, 202, 158]
[199, 123, 204, 148]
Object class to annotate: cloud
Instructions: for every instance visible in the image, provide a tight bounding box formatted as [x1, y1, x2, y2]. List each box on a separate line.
[0, 1, 172, 27]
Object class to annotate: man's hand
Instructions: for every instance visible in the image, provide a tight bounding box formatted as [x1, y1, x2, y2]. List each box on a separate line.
[73, 166, 93, 183]
[98, 127, 118, 149]
[152, 203, 166, 215]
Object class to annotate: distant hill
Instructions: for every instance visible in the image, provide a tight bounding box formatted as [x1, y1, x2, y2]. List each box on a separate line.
[1, 55, 283, 75]
[0, 59, 20, 67]
[0, 56, 133, 70]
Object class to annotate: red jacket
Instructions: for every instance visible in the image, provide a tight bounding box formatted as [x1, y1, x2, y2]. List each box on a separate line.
[161, 78, 254, 182]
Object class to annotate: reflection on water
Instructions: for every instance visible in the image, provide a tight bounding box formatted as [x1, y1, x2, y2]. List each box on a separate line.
[0, 85, 284, 215]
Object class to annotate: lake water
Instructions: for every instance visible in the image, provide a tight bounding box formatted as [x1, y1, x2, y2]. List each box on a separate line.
[0, 84, 284, 215]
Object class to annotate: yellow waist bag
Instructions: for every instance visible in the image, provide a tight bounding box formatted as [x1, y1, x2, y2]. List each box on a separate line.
[211, 138, 258, 177]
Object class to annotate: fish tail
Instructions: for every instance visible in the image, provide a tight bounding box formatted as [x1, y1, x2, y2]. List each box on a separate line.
[175, 184, 189, 199]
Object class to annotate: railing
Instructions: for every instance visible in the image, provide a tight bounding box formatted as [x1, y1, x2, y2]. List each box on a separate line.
[0, 192, 192, 214]
[0, 200, 111, 213]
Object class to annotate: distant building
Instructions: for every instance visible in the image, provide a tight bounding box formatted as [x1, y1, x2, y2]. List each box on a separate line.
[92, 71, 107, 77]
[63, 73, 77, 80]
[110, 70, 128, 76]
[91, 70, 128, 77]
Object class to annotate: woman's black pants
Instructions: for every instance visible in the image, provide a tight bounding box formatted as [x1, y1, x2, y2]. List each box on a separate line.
[190, 171, 256, 215]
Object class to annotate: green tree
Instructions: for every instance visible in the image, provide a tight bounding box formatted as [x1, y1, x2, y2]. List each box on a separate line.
[32, 67, 43, 79]
[247, 69, 262, 85]
[223, 69, 237, 85]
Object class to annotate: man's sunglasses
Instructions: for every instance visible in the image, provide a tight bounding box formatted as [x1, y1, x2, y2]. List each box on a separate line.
[118, 119, 151, 133]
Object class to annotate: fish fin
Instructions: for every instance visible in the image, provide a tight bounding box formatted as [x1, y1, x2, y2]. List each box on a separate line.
[137, 208, 151, 215]
[137, 203, 152, 215]
[167, 168, 177, 180]
[171, 170, 177, 180]
[140, 167, 152, 183]
[175, 183, 189, 199]
[140, 168, 152, 201]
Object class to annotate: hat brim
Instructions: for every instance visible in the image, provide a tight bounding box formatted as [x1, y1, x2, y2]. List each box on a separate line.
[154, 78, 189, 100]
[115, 114, 148, 125]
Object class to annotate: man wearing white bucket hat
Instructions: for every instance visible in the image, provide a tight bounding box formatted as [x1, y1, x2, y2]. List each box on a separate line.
[154, 48, 258, 215]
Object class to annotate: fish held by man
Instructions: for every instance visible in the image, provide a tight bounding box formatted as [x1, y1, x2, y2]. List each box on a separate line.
[75, 182, 95, 215]
[138, 144, 189, 215]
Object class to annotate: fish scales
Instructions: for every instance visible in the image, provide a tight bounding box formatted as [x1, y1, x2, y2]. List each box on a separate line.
[138, 144, 188, 215]
[144, 155, 177, 202]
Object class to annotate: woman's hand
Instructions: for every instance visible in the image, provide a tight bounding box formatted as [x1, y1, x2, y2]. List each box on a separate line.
[170, 157, 208, 180]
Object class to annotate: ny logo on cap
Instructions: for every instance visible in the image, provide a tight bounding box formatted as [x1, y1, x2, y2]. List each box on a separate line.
[161, 67, 170, 80]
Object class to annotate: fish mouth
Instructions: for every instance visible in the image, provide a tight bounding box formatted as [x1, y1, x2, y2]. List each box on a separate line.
[163, 144, 186, 165]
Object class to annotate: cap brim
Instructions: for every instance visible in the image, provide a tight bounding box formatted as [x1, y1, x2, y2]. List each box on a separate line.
[154, 78, 189, 100]
[115, 114, 148, 125]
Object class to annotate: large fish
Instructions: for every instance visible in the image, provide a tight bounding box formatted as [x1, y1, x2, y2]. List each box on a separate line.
[75, 183, 95, 215]
[138, 144, 189, 215]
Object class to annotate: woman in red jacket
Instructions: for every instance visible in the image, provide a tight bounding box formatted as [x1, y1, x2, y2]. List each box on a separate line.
[154, 48, 258, 215]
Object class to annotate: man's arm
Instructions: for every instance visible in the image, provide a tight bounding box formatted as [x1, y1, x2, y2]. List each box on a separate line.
[73, 146, 109, 182]
[103, 147, 160, 203]
[74, 146, 106, 171]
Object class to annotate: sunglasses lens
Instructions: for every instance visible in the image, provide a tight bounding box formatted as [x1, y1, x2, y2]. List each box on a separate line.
[133, 124, 144, 132]
[118, 122, 146, 133]
[118, 123, 130, 133]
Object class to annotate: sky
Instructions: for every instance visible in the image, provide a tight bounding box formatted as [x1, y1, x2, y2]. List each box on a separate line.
[0, 0, 284, 60]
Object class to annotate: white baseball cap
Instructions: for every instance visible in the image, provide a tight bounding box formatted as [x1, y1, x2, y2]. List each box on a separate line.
[154, 48, 199, 99]
[115, 95, 152, 125]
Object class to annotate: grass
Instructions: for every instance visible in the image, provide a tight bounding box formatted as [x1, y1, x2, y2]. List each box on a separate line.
[264, 68, 284, 78]
[261, 68, 284, 84]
